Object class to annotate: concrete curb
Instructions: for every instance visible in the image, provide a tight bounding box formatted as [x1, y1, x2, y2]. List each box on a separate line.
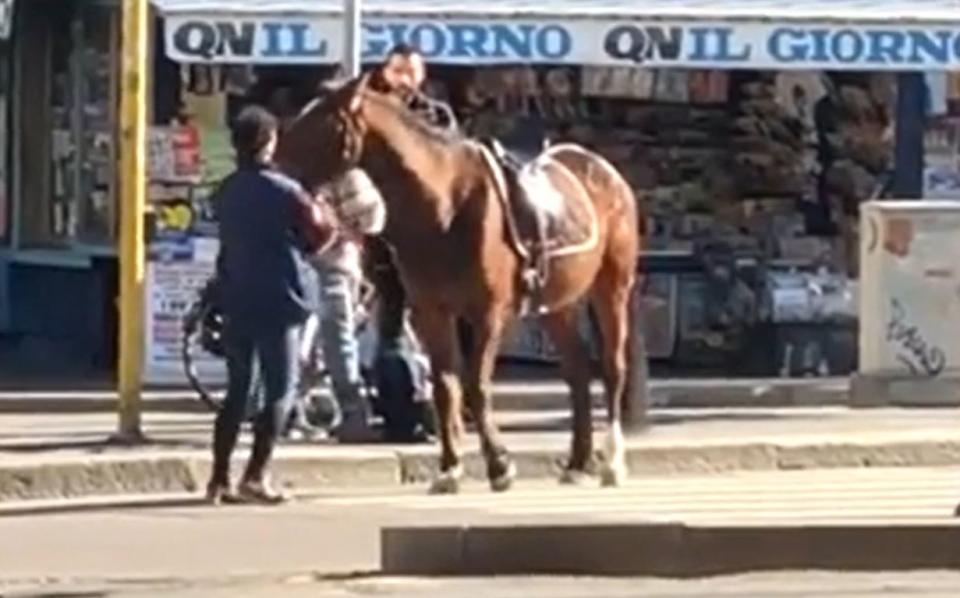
[0, 396, 206, 414]
[0, 379, 852, 414]
[381, 522, 960, 576]
[851, 374, 960, 407]
[0, 453, 402, 505]
[3, 438, 960, 507]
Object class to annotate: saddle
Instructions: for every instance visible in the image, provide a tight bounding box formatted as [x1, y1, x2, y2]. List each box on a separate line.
[483, 138, 550, 304]
[481, 138, 598, 313]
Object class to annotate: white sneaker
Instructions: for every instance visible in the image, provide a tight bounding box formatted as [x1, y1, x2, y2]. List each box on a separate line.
[285, 423, 330, 443]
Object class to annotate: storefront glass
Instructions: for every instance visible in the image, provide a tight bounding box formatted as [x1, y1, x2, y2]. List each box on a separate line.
[923, 73, 960, 199]
[0, 41, 9, 245]
[19, 0, 118, 248]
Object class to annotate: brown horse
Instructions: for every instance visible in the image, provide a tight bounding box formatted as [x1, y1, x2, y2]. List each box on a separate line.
[276, 75, 648, 493]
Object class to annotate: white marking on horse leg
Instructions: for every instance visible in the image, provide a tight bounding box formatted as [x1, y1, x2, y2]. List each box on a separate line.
[429, 464, 464, 495]
[600, 419, 627, 488]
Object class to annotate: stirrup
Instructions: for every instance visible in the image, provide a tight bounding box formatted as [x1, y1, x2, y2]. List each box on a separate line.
[521, 267, 540, 293]
[520, 266, 549, 316]
[534, 250, 550, 285]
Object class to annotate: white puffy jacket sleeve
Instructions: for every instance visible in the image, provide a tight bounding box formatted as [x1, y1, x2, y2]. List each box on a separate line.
[307, 168, 385, 275]
[331, 168, 386, 236]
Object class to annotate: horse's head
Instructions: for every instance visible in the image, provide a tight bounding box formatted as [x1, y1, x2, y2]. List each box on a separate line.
[279, 72, 461, 238]
[275, 74, 373, 191]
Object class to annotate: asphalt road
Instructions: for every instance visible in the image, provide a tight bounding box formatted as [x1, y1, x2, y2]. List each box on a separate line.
[1, 466, 959, 597]
[5, 572, 960, 597]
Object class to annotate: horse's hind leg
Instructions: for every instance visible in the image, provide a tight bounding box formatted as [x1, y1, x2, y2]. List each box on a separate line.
[463, 306, 515, 492]
[410, 305, 466, 494]
[541, 305, 594, 485]
[590, 264, 633, 488]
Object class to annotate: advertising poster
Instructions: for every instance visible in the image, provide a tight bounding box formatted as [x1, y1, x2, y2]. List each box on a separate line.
[144, 244, 225, 386]
[143, 123, 225, 386]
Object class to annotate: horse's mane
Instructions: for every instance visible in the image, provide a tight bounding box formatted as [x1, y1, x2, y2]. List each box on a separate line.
[286, 78, 465, 161]
[361, 89, 464, 149]
[286, 77, 351, 126]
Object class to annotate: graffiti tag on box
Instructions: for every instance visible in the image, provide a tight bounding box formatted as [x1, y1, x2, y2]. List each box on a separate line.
[886, 298, 946, 377]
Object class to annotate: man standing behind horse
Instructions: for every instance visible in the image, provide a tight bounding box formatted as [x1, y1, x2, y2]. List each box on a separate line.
[371, 43, 457, 132]
[355, 44, 461, 443]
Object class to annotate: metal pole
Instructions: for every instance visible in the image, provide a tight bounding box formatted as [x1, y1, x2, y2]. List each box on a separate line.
[892, 73, 925, 200]
[343, 0, 361, 77]
[115, 0, 149, 442]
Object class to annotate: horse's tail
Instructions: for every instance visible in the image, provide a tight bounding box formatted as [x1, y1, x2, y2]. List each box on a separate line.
[622, 274, 650, 430]
[622, 167, 650, 429]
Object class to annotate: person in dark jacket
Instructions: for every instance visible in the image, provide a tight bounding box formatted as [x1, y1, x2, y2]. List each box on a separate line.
[207, 105, 336, 505]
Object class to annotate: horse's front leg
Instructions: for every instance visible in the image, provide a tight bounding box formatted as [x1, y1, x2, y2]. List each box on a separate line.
[410, 304, 465, 494]
[463, 306, 515, 492]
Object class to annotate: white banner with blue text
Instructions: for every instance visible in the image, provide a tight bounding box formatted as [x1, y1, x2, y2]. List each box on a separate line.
[165, 13, 960, 71]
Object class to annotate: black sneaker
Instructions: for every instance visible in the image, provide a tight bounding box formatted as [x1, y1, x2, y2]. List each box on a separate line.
[384, 424, 434, 444]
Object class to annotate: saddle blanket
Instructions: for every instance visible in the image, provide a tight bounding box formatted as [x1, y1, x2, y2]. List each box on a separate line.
[508, 152, 598, 258]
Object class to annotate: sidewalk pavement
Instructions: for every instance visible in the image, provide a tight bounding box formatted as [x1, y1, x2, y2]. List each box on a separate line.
[1, 406, 960, 508]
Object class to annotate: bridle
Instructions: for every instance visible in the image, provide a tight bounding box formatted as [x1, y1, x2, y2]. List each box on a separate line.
[335, 105, 366, 170]
[325, 73, 374, 172]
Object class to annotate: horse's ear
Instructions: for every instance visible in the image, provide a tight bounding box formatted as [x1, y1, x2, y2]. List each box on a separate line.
[347, 72, 371, 114]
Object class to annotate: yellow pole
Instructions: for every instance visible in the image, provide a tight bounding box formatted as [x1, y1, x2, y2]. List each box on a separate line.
[116, 0, 149, 441]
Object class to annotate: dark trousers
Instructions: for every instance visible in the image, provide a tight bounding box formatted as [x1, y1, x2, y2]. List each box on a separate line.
[211, 320, 301, 485]
[364, 237, 406, 351]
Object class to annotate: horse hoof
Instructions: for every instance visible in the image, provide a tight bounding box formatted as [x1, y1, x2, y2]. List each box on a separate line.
[559, 469, 591, 486]
[490, 461, 517, 493]
[429, 466, 463, 495]
[600, 464, 627, 488]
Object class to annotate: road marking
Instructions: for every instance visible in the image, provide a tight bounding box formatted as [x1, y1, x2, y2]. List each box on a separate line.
[307, 467, 960, 522]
